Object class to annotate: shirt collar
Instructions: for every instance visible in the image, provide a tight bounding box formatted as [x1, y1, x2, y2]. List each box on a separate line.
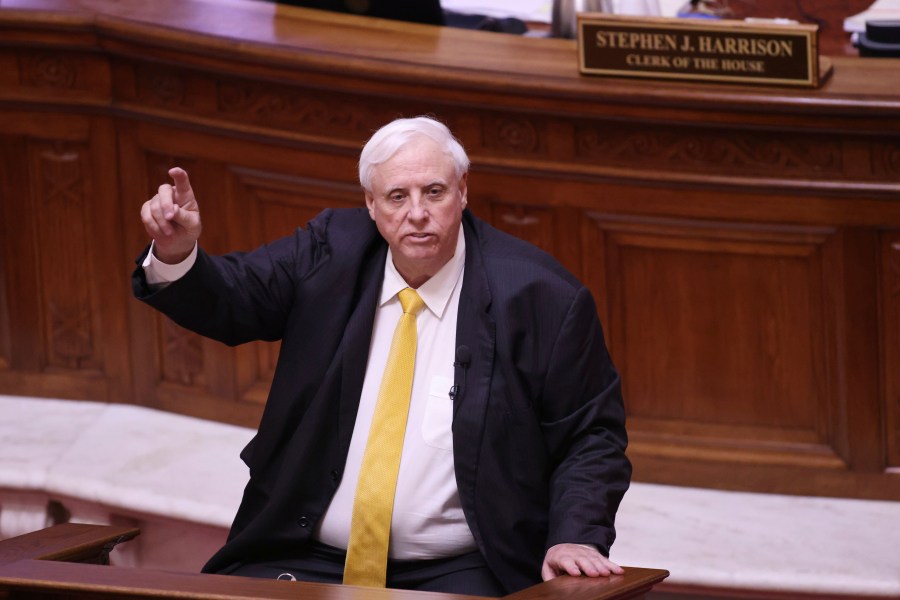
[380, 224, 466, 319]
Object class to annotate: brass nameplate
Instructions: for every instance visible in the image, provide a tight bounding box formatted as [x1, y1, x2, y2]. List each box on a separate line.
[578, 15, 830, 88]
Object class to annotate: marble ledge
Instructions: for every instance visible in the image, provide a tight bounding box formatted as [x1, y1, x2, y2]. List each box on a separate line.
[0, 395, 252, 529]
[610, 483, 900, 597]
[1, 394, 899, 596]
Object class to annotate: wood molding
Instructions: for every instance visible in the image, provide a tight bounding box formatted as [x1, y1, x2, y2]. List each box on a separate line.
[0, 525, 668, 600]
[0, 524, 139, 566]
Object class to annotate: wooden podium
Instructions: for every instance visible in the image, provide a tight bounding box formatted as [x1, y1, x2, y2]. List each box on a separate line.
[0, 525, 668, 600]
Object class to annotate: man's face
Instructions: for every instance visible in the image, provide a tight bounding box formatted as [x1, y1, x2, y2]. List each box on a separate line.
[365, 135, 467, 288]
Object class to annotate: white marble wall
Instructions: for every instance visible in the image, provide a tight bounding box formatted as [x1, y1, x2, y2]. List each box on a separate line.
[1, 394, 898, 595]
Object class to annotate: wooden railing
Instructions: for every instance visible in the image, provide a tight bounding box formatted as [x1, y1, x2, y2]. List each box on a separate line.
[0, 525, 668, 600]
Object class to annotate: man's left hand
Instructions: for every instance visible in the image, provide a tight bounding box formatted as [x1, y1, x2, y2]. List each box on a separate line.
[541, 543, 624, 581]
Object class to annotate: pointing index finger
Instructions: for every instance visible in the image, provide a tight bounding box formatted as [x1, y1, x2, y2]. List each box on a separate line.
[168, 167, 192, 196]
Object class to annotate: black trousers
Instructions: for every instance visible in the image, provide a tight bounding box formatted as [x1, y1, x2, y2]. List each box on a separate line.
[223, 541, 506, 597]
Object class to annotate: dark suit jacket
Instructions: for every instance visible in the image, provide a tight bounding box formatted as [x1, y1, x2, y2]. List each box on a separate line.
[133, 208, 631, 593]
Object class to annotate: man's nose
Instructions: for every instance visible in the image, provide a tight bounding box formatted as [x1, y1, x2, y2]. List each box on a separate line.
[406, 196, 428, 221]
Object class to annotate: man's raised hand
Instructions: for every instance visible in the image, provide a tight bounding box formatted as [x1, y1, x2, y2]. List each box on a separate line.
[140, 167, 202, 264]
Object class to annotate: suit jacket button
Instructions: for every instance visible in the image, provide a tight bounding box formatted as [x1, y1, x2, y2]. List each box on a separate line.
[298, 516, 310, 528]
[330, 470, 339, 482]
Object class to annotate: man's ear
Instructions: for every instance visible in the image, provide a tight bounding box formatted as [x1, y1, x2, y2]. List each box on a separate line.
[364, 190, 376, 220]
[459, 172, 468, 209]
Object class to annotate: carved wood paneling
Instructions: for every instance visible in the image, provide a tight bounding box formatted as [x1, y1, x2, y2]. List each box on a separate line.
[583, 213, 843, 469]
[145, 154, 206, 394]
[884, 232, 900, 469]
[19, 54, 80, 90]
[135, 64, 187, 109]
[123, 60, 465, 149]
[872, 141, 900, 178]
[16, 51, 109, 102]
[488, 202, 557, 256]
[228, 168, 363, 406]
[0, 220, 9, 371]
[157, 318, 206, 388]
[113, 60, 898, 194]
[217, 82, 373, 139]
[574, 122, 842, 178]
[216, 71, 404, 144]
[31, 142, 100, 372]
[131, 151, 374, 422]
[0, 135, 11, 371]
[0, 120, 126, 401]
[123, 151, 221, 416]
[0, 134, 49, 375]
[480, 116, 546, 157]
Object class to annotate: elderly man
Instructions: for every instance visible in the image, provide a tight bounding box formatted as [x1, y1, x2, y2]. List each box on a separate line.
[134, 116, 631, 596]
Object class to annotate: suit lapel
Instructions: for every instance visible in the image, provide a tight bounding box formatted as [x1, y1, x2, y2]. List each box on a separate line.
[337, 246, 387, 459]
[453, 213, 495, 544]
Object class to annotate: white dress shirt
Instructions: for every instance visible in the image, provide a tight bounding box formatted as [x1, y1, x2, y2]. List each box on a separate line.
[316, 227, 475, 559]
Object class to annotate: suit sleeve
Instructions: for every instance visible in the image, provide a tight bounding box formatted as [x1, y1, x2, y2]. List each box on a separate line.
[132, 229, 315, 346]
[540, 286, 631, 556]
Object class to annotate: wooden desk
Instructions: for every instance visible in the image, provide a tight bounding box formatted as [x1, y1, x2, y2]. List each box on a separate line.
[0, 525, 668, 600]
[0, 524, 139, 567]
[0, 0, 898, 501]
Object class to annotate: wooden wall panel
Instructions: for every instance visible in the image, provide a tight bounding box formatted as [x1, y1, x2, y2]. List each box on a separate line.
[0, 114, 127, 402]
[1, 0, 899, 499]
[31, 141, 98, 372]
[0, 139, 13, 371]
[0, 134, 42, 376]
[583, 214, 844, 470]
[882, 232, 900, 470]
[118, 123, 365, 424]
[488, 203, 557, 255]
[0, 137, 17, 373]
[226, 168, 362, 407]
[832, 229, 882, 473]
[0, 257, 9, 371]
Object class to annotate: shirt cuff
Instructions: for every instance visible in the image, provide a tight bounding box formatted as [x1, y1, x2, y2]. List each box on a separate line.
[143, 241, 198, 286]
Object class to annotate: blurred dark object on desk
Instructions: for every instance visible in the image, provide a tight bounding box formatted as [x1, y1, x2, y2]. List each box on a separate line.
[855, 19, 900, 55]
[274, 0, 445, 25]
[273, 0, 527, 33]
[676, 0, 733, 19]
[443, 10, 527, 34]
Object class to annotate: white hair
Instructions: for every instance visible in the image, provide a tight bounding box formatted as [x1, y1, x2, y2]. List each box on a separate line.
[358, 116, 470, 192]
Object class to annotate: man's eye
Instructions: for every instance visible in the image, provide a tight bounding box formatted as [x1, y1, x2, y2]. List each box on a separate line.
[390, 194, 405, 202]
[427, 187, 443, 197]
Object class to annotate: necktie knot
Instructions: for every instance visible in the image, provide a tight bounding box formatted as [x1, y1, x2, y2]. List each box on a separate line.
[398, 288, 424, 316]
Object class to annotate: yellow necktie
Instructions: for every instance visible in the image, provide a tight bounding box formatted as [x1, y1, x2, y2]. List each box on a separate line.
[343, 287, 424, 587]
